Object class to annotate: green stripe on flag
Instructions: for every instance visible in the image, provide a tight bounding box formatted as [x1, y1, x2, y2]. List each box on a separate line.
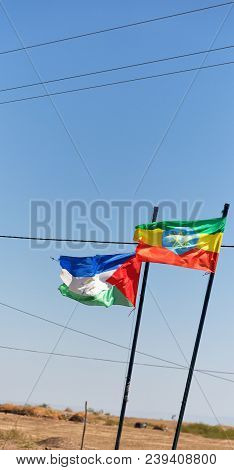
[59, 284, 132, 308]
[135, 217, 226, 235]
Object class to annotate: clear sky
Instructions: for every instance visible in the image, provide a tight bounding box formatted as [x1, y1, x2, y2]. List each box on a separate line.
[0, 0, 234, 434]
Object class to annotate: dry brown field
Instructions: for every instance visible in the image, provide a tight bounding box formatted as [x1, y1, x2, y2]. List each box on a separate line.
[0, 405, 232, 450]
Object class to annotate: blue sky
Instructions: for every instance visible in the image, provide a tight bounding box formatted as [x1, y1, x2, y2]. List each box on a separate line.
[0, 0, 234, 434]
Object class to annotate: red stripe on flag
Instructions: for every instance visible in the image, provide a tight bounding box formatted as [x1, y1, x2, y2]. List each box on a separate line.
[107, 255, 142, 306]
[136, 244, 219, 272]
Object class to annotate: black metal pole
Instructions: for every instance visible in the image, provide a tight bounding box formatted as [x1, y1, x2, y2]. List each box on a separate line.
[172, 203, 230, 450]
[114, 206, 159, 450]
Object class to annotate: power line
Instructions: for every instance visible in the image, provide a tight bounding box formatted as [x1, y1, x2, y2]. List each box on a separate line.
[0, 2, 233, 56]
[22, 303, 78, 412]
[0, 234, 233, 248]
[148, 282, 234, 448]
[1, 343, 234, 384]
[1, 59, 234, 106]
[0, 5, 101, 198]
[1, 300, 234, 378]
[0, 344, 181, 368]
[0, 234, 136, 244]
[0, 300, 185, 369]
[133, 2, 234, 199]
[200, 369, 234, 375]
[197, 370, 234, 384]
[1, 44, 234, 95]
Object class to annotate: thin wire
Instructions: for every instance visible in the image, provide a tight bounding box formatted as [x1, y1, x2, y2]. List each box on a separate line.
[1, 301, 78, 450]
[0, 344, 180, 368]
[0, 300, 185, 369]
[1, 300, 234, 377]
[0, 2, 233, 56]
[1, 44, 234, 95]
[0, 1, 101, 196]
[1, 344, 234, 384]
[0, 233, 232, 248]
[22, 305, 78, 404]
[149, 287, 234, 448]
[198, 370, 234, 384]
[0, 234, 136, 244]
[1, 59, 234, 106]
[133, 2, 234, 195]
[199, 369, 234, 375]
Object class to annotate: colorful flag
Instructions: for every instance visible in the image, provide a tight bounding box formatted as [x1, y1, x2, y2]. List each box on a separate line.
[59, 253, 141, 308]
[134, 217, 226, 272]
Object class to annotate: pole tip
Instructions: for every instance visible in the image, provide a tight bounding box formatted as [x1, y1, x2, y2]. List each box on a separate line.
[222, 203, 230, 218]
[152, 206, 159, 221]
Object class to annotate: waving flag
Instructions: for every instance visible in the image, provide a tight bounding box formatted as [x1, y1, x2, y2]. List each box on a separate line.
[59, 253, 141, 308]
[134, 217, 226, 272]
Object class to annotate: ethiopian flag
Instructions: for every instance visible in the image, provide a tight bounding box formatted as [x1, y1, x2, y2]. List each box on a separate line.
[134, 217, 226, 272]
[59, 253, 141, 308]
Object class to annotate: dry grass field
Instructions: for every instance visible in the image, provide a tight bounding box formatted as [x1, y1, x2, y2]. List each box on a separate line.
[0, 404, 232, 450]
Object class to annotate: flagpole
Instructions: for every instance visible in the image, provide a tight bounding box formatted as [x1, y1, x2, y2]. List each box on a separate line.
[114, 205, 159, 450]
[172, 203, 230, 450]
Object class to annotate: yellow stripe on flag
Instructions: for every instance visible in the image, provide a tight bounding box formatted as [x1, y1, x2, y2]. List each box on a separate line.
[134, 228, 223, 253]
[197, 233, 223, 253]
[134, 228, 163, 246]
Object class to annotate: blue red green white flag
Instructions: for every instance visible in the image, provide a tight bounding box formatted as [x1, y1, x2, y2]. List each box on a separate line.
[59, 253, 141, 308]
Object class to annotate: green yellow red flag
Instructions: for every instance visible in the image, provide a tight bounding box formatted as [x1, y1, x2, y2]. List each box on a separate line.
[134, 217, 226, 272]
